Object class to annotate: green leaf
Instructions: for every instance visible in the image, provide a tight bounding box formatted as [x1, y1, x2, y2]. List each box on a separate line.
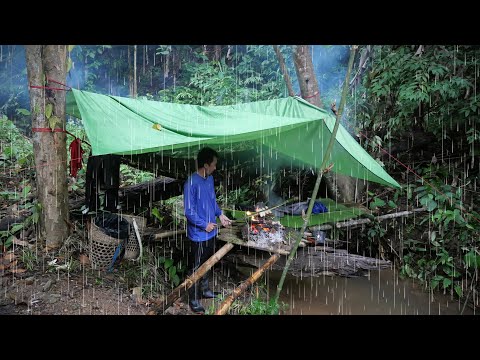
[443, 278, 452, 289]
[4, 235, 14, 248]
[48, 116, 60, 131]
[151, 208, 163, 222]
[426, 199, 438, 212]
[172, 274, 180, 286]
[388, 200, 397, 208]
[454, 285, 463, 298]
[464, 251, 480, 268]
[45, 103, 53, 119]
[431, 240, 441, 247]
[168, 265, 177, 278]
[164, 258, 173, 269]
[22, 185, 31, 198]
[431, 279, 440, 290]
[32, 211, 39, 224]
[10, 223, 24, 234]
[17, 108, 31, 116]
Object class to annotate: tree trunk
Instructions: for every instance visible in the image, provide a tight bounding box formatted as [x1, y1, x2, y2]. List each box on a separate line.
[25, 45, 69, 249]
[128, 46, 133, 97]
[292, 45, 358, 203]
[214, 45, 222, 61]
[133, 45, 137, 98]
[292, 45, 322, 108]
[272, 45, 295, 97]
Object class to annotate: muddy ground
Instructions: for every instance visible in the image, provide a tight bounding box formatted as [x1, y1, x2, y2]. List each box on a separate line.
[0, 246, 245, 316]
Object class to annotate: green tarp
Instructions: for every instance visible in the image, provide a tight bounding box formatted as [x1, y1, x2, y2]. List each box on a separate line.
[66, 89, 401, 189]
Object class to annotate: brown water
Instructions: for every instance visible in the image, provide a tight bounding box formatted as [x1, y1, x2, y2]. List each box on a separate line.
[252, 268, 476, 315]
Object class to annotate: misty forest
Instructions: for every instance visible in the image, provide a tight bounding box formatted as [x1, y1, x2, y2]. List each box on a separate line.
[0, 45, 479, 315]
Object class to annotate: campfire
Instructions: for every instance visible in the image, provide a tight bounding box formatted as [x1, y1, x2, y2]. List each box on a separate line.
[241, 203, 285, 248]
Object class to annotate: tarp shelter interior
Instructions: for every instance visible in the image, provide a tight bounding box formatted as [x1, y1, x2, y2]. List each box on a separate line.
[66, 89, 401, 191]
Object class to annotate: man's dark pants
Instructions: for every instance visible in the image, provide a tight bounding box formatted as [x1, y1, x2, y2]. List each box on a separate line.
[188, 236, 216, 301]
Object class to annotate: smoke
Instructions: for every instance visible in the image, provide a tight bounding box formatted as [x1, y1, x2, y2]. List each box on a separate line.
[312, 45, 350, 103]
[311, 45, 357, 136]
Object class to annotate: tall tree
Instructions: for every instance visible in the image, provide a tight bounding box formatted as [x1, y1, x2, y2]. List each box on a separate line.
[292, 45, 322, 108]
[272, 45, 295, 97]
[291, 45, 359, 203]
[25, 45, 69, 249]
[133, 45, 137, 98]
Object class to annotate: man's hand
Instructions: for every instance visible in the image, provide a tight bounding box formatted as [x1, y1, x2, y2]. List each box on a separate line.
[206, 223, 217, 232]
[219, 214, 232, 227]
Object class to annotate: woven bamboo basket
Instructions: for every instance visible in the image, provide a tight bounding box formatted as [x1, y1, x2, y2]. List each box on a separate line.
[89, 221, 122, 270]
[119, 214, 146, 261]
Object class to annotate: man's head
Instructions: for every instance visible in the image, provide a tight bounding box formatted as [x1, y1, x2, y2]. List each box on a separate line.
[197, 147, 218, 176]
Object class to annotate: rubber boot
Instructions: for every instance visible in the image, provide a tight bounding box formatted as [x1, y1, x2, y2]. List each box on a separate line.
[188, 280, 205, 313]
[200, 276, 220, 299]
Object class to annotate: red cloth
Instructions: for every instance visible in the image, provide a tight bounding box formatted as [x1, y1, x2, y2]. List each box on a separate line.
[69, 138, 84, 177]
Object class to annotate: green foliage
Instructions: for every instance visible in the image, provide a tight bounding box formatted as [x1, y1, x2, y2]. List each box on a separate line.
[21, 248, 38, 271]
[398, 165, 479, 296]
[156, 255, 185, 287]
[357, 45, 480, 144]
[158, 46, 285, 105]
[369, 197, 386, 210]
[151, 207, 164, 223]
[0, 116, 34, 168]
[120, 164, 154, 186]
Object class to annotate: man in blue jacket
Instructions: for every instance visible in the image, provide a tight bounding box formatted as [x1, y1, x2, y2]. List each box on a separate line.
[184, 147, 232, 313]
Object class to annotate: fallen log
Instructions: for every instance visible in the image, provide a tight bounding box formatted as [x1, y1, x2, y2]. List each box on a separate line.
[226, 244, 391, 278]
[0, 212, 31, 231]
[147, 242, 234, 315]
[215, 253, 280, 315]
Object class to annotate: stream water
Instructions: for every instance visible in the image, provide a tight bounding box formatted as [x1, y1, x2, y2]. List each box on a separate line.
[244, 268, 476, 315]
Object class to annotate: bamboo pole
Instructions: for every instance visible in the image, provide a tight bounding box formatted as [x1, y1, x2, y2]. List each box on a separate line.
[147, 242, 234, 315]
[215, 253, 280, 315]
[307, 207, 427, 231]
[272, 46, 358, 312]
[153, 229, 186, 240]
[335, 208, 426, 228]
